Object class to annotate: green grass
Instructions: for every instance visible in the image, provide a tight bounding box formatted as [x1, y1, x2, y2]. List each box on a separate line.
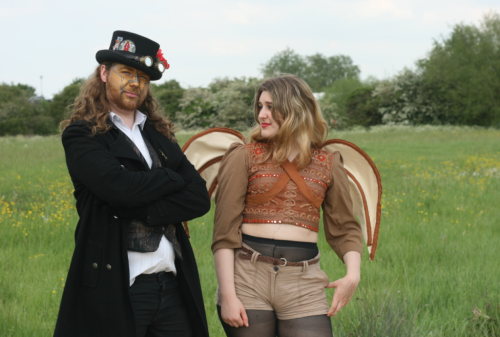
[1, 126, 499, 336]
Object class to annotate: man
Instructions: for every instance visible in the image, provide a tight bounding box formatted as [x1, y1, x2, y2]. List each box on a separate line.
[54, 31, 210, 337]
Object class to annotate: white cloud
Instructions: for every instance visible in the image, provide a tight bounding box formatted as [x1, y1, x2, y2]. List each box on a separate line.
[0, 2, 42, 19]
[1, 0, 500, 97]
[354, 0, 413, 18]
[199, 38, 249, 56]
[223, 4, 254, 24]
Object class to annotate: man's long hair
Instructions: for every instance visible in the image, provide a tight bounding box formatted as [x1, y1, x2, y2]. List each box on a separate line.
[250, 75, 328, 169]
[59, 63, 176, 141]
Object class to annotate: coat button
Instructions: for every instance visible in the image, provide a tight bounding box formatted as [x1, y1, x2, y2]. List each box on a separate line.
[114, 216, 118, 219]
[93, 263, 98, 269]
[107, 264, 112, 270]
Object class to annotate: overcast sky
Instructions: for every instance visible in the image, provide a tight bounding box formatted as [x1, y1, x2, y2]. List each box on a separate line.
[2, 0, 499, 99]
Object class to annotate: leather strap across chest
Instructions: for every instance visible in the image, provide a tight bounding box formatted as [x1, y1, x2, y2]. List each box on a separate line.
[246, 160, 324, 209]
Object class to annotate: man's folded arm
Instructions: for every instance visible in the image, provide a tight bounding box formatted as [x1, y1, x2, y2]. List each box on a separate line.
[106, 145, 211, 224]
[63, 124, 186, 208]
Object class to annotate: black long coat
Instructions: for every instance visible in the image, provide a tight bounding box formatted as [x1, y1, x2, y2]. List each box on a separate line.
[54, 120, 211, 337]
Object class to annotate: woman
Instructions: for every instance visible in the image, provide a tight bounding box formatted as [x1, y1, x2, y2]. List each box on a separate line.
[212, 75, 363, 336]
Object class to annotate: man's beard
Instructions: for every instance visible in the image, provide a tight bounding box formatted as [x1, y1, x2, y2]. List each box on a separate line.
[106, 84, 146, 111]
[105, 67, 148, 112]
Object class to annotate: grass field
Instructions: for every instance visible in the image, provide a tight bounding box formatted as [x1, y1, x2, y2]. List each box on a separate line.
[1, 125, 499, 336]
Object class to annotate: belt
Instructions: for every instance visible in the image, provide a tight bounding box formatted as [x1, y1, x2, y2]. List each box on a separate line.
[135, 271, 175, 282]
[239, 246, 319, 267]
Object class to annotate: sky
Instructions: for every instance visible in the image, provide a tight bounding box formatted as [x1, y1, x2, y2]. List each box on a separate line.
[1, 0, 499, 99]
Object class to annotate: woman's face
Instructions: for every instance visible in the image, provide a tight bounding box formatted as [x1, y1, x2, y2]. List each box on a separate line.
[258, 91, 280, 139]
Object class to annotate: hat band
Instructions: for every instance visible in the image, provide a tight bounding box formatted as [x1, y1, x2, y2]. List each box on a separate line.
[112, 51, 164, 73]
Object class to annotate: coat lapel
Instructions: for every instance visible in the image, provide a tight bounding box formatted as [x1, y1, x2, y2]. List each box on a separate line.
[108, 127, 149, 171]
[143, 123, 179, 169]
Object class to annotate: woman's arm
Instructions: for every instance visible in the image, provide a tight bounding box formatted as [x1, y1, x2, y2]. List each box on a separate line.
[322, 151, 364, 315]
[326, 251, 361, 317]
[214, 249, 249, 328]
[322, 151, 364, 260]
[212, 143, 249, 252]
[212, 143, 250, 327]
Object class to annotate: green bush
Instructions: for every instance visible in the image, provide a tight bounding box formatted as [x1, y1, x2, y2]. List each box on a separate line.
[47, 79, 83, 125]
[152, 80, 185, 123]
[176, 77, 259, 130]
[373, 70, 440, 125]
[320, 78, 365, 128]
[261, 48, 360, 92]
[0, 85, 55, 136]
[344, 87, 382, 127]
[417, 12, 500, 126]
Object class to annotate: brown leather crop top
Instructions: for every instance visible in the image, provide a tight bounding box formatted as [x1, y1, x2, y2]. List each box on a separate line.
[212, 142, 363, 262]
[243, 142, 332, 232]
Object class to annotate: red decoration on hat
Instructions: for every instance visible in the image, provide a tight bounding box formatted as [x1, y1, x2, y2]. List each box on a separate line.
[156, 49, 170, 69]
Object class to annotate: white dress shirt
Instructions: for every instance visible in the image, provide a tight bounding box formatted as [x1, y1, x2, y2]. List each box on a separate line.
[109, 111, 177, 286]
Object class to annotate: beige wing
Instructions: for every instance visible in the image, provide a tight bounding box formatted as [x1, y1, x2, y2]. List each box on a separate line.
[182, 127, 246, 200]
[322, 139, 382, 261]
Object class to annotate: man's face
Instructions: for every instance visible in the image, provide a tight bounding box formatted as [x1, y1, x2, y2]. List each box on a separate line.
[105, 64, 150, 112]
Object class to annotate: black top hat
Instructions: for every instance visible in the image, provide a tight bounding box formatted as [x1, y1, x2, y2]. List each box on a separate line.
[96, 30, 167, 81]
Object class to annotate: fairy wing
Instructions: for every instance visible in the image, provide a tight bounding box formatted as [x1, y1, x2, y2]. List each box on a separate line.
[182, 130, 381, 260]
[322, 139, 382, 261]
[182, 127, 246, 200]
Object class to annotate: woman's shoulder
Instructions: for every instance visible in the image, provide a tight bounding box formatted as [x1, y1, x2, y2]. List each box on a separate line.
[310, 147, 336, 168]
[223, 142, 251, 163]
[224, 142, 270, 168]
[244, 141, 269, 157]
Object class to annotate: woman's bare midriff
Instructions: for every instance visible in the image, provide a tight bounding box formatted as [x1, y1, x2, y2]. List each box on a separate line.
[241, 223, 318, 243]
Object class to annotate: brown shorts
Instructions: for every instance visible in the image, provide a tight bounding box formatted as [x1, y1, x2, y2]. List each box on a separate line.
[216, 243, 330, 320]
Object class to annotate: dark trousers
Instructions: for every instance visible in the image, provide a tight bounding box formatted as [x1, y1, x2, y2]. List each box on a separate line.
[129, 272, 193, 337]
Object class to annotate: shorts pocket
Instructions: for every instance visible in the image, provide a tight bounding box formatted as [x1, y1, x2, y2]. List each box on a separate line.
[318, 268, 330, 285]
[234, 251, 257, 284]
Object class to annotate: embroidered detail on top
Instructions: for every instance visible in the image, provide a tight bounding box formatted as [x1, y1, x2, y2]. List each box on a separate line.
[243, 143, 333, 232]
[249, 173, 281, 182]
[242, 218, 320, 232]
[303, 176, 328, 189]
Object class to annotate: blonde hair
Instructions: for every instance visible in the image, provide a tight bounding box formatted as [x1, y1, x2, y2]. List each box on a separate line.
[59, 63, 176, 142]
[250, 74, 328, 169]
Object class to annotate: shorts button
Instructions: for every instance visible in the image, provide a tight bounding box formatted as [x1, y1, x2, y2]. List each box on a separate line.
[274, 266, 279, 272]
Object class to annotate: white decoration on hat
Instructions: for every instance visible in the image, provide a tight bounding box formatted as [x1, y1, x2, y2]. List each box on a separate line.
[119, 40, 136, 53]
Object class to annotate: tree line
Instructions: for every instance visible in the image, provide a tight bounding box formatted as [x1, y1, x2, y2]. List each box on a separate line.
[1, 12, 499, 136]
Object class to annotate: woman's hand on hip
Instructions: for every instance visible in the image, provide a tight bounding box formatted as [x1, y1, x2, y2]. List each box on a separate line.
[325, 274, 360, 317]
[326, 250, 361, 317]
[221, 295, 249, 328]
